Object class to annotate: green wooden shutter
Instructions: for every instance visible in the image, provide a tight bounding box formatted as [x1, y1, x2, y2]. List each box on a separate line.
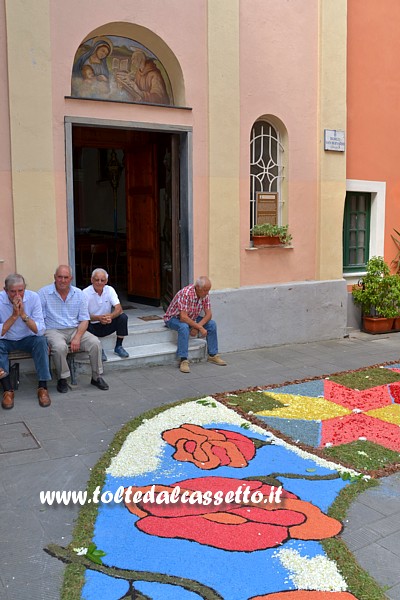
[343, 192, 371, 272]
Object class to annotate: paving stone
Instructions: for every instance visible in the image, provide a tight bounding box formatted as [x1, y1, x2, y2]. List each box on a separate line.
[0, 509, 63, 597]
[341, 526, 382, 551]
[79, 451, 104, 468]
[22, 414, 71, 441]
[39, 433, 85, 459]
[343, 502, 385, 530]
[1, 456, 90, 509]
[358, 486, 400, 516]
[0, 446, 50, 468]
[378, 531, 400, 557]
[385, 582, 400, 600]
[0, 578, 9, 600]
[368, 513, 400, 536]
[354, 542, 400, 588]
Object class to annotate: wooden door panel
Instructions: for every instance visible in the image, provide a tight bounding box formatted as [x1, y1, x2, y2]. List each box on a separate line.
[126, 142, 160, 299]
[171, 135, 181, 295]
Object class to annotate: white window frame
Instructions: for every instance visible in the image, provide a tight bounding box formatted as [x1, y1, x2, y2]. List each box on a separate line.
[344, 179, 386, 284]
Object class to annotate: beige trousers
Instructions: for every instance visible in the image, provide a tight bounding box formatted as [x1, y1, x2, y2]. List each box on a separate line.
[44, 328, 103, 380]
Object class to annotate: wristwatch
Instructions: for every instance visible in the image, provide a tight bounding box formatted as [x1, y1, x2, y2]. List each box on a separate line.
[22, 315, 30, 323]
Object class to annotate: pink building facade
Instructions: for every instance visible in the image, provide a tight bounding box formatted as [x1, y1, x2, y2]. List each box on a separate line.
[1, 1, 349, 351]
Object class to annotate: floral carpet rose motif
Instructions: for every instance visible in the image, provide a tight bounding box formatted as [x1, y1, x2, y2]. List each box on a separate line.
[162, 423, 256, 469]
[124, 476, 342, 551]
[249, 592, 358, 599]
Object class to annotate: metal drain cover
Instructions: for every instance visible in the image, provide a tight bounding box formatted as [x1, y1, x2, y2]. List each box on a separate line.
[0, 421, 40, 453]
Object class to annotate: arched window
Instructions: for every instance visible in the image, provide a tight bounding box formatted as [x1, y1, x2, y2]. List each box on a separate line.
[250, 120, 285, 230]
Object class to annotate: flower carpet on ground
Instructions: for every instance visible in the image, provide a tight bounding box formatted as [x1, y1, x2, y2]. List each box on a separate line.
[246, 364, 400, 456]
[45, 364, 400, 600]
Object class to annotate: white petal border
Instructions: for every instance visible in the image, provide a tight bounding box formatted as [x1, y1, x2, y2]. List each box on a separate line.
[275, 548, 348, 591]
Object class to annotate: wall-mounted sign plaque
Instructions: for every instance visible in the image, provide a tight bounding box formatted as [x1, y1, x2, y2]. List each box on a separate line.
[324, 129, 345, 152]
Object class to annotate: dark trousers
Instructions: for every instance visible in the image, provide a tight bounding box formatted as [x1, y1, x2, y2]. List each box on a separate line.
[87, 313, 128, 339]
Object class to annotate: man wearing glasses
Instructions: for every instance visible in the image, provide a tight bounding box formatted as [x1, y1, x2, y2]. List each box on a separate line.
[83, 268, 129, 361]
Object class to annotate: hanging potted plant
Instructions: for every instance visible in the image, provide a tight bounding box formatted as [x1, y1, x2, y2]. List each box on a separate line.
[352, 256, 400, 333]
[250, 223, 292, 247]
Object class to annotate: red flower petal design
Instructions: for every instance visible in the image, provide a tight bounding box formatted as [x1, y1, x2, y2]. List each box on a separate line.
[162, 424, 256, 469]
[124, 476, 342, 551]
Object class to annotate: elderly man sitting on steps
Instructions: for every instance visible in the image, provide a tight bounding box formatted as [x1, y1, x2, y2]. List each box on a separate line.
[164, 276, 227, 373]
[0, 273, 51, 409]
[83, 268, 129, 361]
[38, 265, 109, 393]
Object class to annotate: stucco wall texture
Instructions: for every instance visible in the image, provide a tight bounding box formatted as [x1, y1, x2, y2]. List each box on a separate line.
[1, 0, 348, 346]
[347, 0, 400, 263]
[2, 0, 346, 287]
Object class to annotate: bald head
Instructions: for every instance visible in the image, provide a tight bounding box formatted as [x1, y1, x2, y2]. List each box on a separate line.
[195, 276, 211, 289]
[194, 276, 211, 299]
[54, 265, 73, 294]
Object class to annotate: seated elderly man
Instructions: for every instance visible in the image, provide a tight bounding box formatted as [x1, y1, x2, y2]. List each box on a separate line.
[0, 273, 51, 409]
[164, 276, 227, 373]
[83, 268, 129, 361]
[38, 265, 108, 393]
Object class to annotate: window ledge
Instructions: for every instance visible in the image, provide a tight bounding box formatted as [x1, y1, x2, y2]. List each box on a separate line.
[343, 271, 366, 278]
[343, 271, 366, 286]
[245, 244, 293, 251]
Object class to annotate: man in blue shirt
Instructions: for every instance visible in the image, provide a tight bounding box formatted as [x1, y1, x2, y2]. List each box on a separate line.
[0, 273, 51, 409]
[38, 265, 109, 393]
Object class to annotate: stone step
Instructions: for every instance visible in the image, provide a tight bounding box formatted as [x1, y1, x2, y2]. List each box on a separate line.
[74, 338, 207, 372]
[99, 319, 175, 349]
[10, 307, 210, 375]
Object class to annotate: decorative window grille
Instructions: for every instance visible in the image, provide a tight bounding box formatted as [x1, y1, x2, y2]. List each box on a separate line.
[250, 121, 284, 229]
[343, 192, 371, 271]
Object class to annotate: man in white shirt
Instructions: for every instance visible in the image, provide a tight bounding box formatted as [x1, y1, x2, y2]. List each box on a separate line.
[82, 269, 129, 360]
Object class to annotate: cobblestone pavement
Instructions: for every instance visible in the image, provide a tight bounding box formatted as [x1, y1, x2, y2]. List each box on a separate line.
[0, 330, 399, 599]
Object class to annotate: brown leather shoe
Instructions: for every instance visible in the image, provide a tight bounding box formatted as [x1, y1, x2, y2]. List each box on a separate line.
[2, 390, 14, 409]
[37, 387, 51, 407]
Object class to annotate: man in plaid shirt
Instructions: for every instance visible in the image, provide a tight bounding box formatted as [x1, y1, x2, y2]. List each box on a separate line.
[164, 276, 227, 373]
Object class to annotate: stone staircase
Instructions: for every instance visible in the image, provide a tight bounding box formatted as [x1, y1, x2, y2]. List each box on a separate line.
[14, 304, 207, 378]
[76, 306, 207, 374]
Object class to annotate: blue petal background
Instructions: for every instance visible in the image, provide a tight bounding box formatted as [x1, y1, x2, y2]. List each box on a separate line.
[81, 422, 349, 600]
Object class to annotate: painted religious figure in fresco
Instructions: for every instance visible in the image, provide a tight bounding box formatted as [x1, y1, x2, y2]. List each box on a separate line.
[115, 49, 170, 104]
[71, 35, 173, 105]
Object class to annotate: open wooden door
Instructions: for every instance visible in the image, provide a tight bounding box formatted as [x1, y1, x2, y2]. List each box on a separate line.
[125, 133, 160, 302]
[160, 134, 181, 308]
[171, 134, 181, 296]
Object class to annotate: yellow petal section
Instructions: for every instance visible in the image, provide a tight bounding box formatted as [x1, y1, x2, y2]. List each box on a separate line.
[255, 393, 351, 421]
[367, 404, 400, 425]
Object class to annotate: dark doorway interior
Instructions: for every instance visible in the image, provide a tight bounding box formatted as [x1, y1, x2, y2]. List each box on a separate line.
[72, 126, 181, 308]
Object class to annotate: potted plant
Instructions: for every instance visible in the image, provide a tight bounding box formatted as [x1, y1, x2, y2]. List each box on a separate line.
[250, 223, 292, 247]
[352, 256, 400, 333]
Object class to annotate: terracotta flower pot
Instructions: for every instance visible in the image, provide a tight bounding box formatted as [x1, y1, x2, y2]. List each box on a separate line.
[393, 317, 400, 331]
[363, 316, 395, 333]
[252, 235, 282, 247]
